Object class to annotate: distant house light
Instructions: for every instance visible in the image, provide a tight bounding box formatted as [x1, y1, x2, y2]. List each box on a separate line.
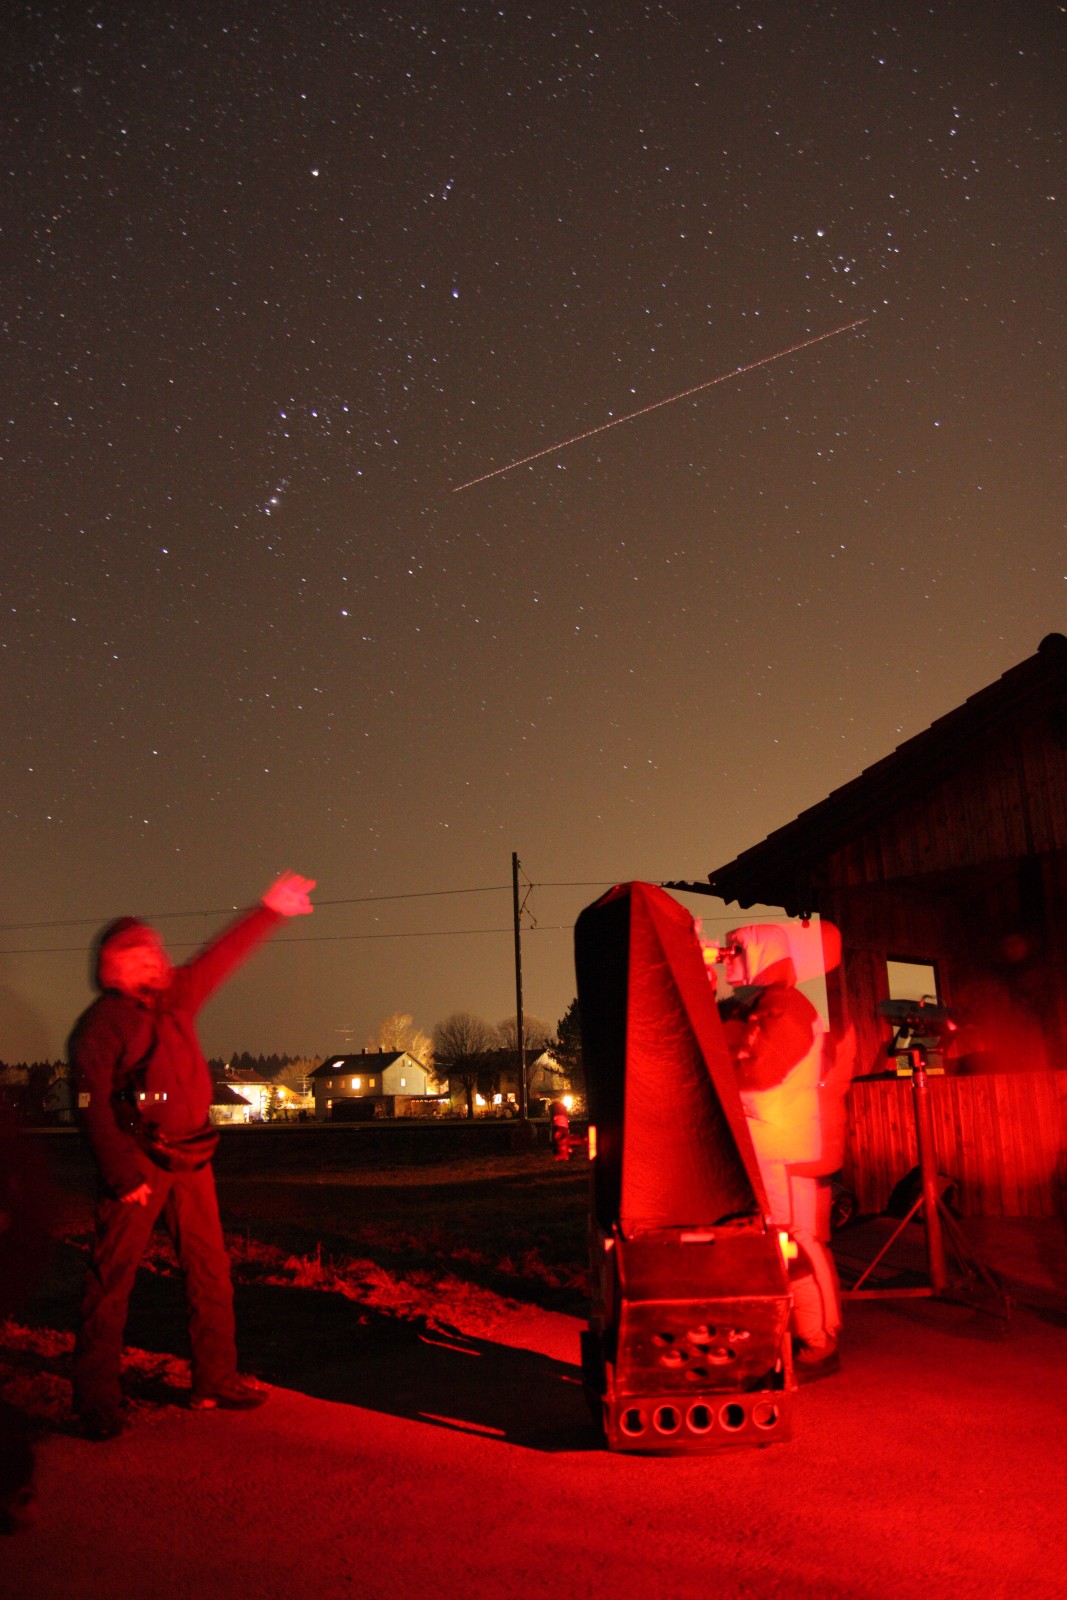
[475, 1093, 487, 1107]
[330, 1059, 344, 1069]
[399, 1078, 406, 1087]
[353, 1077, 361, 1089]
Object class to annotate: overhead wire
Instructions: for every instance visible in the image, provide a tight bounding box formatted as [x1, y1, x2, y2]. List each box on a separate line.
[0, 876, 778, 956]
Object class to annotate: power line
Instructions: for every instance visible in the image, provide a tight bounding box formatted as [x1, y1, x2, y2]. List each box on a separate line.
[0, 910, 795, 960]
[0, 874, 771, 952]
[0, 878, 634, 934]
[0, 882, 515, 934]
[0, 923, 578, 957]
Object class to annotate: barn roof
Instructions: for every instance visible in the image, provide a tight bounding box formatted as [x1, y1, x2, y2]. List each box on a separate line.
[679, 633, 1067, 915]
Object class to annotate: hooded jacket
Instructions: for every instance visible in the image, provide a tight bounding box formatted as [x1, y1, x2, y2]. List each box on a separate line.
[69, 905, 281, 1196]
[724, 924, 826, 1166]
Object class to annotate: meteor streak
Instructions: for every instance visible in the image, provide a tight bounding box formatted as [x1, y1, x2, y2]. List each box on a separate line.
[451, 316, 868, 493]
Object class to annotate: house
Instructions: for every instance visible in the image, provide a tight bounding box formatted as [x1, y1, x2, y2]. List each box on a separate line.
[310, 1049, 439, 1120]
[440, 1047, 574, 1117]
[210, 1081, 253, 1126]
[211, 1067, 314, 1123]
[684, 633, 1067, 1216]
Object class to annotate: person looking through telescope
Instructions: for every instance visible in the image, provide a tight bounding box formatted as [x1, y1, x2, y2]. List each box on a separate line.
[705, 923, 846, 1381]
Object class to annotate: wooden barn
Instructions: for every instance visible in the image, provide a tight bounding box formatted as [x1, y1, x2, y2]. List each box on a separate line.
[701, 632, 1067, 1217]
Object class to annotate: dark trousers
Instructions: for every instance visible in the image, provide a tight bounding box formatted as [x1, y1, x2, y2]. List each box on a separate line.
[74, 1155, 237, 1413]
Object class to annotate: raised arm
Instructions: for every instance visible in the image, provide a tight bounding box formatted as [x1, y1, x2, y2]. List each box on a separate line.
[180, 872, 316, 1012]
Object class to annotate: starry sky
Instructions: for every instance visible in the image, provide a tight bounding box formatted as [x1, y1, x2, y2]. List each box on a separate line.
[3, 1, 1064, 1063]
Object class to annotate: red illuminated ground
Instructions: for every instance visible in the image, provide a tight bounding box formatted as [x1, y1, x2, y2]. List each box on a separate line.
[4, 1148, 1066, 1598]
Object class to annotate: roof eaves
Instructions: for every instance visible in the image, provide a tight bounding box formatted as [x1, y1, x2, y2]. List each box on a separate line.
[707, 635, 1067, 909]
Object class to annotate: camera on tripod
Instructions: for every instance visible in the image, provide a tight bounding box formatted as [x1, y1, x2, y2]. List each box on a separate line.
[878, 997, 956, 1037]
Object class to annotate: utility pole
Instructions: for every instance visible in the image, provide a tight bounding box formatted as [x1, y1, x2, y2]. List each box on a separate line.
[512, 851, 527, 1119]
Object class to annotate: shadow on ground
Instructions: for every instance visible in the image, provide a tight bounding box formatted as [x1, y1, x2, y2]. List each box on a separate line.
[5, 1235, 594, 1455]
[234, 1279, 594, 1452]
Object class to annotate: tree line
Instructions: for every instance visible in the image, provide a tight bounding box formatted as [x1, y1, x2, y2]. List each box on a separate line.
[0, 999, 585, 1124]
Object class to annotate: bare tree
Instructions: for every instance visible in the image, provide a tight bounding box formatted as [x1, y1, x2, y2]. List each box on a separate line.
[276, 1057, 322, 1097]
[371, 1011, 413, 1051]
[496, 1013, 553, 1052]
[371, 1012, 434, 1069]
[431, 1011, 495, 1119]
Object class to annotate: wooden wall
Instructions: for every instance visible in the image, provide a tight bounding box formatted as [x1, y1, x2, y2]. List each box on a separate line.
[841, 1070, 1067, 1217]
[824, 712, 1067, 885]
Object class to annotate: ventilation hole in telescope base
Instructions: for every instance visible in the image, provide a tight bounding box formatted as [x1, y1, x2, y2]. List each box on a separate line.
[707, 1347, 738, 1366]
[685, 1324, 715, 1348]
[752, 1402, 781, 1430]
[659, 1348, 687, 1367]
[651, 1332, 675, 1347]
[620, 1408, 646, 1437]
[685, 1366, 710, 1382]
[687, 1403, 714, 1435]
[719, 1402, 746, 1432]
[653, 1405, 681, 1434]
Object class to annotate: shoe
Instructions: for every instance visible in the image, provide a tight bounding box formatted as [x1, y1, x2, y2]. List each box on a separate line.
[793, 1337, 841, 1384]
[190, 1376, 269, 1411]
[80, 1406, 128, 1442]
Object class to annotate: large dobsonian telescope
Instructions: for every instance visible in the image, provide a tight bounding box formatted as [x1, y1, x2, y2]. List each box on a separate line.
[575, 882, 795, 1452]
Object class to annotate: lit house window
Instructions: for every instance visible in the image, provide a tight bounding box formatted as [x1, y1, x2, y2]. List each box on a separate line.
[369, 1078, 376, 1089]
[399, 1078, 406, 1088]
[352, 1077, 361, 1090]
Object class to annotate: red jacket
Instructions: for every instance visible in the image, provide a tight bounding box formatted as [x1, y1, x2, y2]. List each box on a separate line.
[69, 905, 281, 1195]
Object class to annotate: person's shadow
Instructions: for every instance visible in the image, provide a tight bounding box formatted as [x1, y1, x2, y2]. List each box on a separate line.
[9, 1240, 596, 1454]
[229, 1279, 596, 1452]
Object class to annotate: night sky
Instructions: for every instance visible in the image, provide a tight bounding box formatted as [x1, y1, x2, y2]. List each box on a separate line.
[3, 2, 1064, 1063]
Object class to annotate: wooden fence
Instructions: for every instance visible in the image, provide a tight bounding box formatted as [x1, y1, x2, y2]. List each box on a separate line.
[842, 1070, 1067, 1217]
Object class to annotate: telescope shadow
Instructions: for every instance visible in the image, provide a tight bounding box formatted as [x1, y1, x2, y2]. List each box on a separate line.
[231, 1279, 596, 1454]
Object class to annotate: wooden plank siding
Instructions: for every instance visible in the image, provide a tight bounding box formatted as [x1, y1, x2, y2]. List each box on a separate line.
[706, 640, 1067, 1219]
[842, 1071, 1066, 1217]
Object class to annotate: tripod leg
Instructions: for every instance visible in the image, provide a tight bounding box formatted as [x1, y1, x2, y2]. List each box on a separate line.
[848, 1196, 924, 1290]
[936, 1203, 1013, 1313]
[912, 1060, 948, 1292]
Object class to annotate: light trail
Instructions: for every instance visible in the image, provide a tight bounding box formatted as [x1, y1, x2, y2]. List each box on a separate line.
[451, 315, 869, 493]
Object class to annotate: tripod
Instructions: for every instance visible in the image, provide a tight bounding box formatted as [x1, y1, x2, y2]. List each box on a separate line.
[841, 1043, 1012, 1322]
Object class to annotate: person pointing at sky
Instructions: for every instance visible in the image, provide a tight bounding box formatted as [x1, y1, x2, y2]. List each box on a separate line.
[69, 871, 315, 1441]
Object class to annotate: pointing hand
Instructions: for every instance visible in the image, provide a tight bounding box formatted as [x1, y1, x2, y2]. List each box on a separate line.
[262, 871, 316, 918]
